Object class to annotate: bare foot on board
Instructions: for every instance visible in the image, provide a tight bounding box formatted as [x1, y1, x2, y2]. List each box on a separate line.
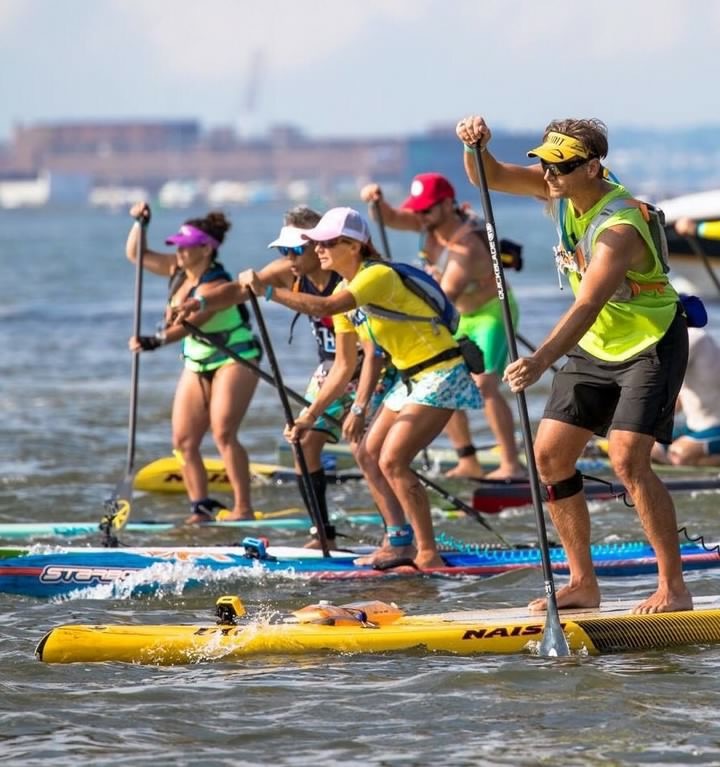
[632, 587, 693, 614]
[185, 512, 212, 525]
[303, 537, 337, 550]
[354, 544, 416, 568]
[445, 459, 486, 480]
[528, 580, 602, 612]
[483, 465, 527, 481]
[413, 550, 446, 570]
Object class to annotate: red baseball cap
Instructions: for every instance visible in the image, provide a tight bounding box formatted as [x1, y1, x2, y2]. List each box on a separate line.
[400, 173, 455, 212]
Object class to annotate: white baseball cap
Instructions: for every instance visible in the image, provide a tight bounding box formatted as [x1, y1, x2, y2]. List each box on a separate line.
[301, 207, 370, 244]
[266, 225, 308, 249]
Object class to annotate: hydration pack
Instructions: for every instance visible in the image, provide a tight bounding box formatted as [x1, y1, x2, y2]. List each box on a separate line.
[552, 196, 672, 302]
[572, 198, 670, 275]
[361, 261, 460, 334]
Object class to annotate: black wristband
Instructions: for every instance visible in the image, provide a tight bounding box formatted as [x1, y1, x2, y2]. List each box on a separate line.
[137, 335, 163, 351]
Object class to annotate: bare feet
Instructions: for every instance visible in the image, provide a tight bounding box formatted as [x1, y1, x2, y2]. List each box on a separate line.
[632, 586, 693, 614]
[445, 458, 486, 480]
[354, 544, 416, 568]
[303, 537, 337, 550]
[483, 465, 527, 481]
[528, 580, 602, 612]
[414, 550, 445, 569]
[185, 512, 212, 525]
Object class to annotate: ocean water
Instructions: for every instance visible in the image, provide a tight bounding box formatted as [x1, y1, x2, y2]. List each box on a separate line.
[2, 200, 720, 766]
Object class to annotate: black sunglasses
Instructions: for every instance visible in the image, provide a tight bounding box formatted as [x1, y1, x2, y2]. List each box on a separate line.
[540, 157, 591, 177]
[317, 237, 351, 249]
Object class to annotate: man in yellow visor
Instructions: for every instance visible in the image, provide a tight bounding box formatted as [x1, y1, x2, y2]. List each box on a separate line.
[455, 115, 692, 616]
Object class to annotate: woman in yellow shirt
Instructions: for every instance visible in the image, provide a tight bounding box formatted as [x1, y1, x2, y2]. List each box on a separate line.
[238, 207, 481, 570]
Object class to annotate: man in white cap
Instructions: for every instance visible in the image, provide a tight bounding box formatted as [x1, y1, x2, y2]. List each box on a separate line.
[456, 115, 692, 615]
[360, 173, 524, 481]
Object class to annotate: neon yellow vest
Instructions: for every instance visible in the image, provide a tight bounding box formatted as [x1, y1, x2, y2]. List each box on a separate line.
[552, 183, 678, 361]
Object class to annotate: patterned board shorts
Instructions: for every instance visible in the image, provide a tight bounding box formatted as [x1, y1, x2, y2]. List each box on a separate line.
[304, 362, 357, 443]
[305, 362, 399, 442]
[382, 361, 483, 413]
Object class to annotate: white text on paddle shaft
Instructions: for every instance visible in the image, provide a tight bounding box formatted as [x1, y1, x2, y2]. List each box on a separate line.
[485, 223, 504, 300]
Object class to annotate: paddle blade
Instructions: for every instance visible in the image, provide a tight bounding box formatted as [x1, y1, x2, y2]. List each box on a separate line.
[104, 473, 134, 530]
[538, 600, 571, 657]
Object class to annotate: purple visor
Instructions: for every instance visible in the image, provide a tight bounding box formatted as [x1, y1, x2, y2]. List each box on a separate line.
[165, 224, 219, 249]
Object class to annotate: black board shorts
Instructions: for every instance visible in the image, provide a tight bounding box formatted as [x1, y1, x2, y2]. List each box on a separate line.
[543, 307, 688, 444]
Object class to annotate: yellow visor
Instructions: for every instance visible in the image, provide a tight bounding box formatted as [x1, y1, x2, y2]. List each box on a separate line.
[527, 131, 590, 162]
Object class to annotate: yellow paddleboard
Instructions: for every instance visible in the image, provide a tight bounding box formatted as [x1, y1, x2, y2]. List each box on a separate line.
[36, 595, 720, 665]
[133, 456, 294, 494]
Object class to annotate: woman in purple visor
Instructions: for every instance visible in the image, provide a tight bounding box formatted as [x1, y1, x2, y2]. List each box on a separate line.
[125, 202, 261, 523]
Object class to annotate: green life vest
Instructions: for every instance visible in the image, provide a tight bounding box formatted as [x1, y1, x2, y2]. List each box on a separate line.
[172, 263, 260, 373]
[551, 183, 679, 362]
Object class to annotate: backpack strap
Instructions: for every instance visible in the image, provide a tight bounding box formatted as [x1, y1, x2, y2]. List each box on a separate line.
[359, 261, 455, 334]
[362, 303, 446, 334]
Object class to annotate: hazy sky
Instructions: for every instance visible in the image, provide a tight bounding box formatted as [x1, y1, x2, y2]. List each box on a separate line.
[1, 0, 718, 142]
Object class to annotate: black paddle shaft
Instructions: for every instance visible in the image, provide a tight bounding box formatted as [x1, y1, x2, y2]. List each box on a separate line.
[687, 236, 720, 294]
[246, 293, 331, 557]
[102, 214, 147, 539]
[471, 144, 570, 657]
[372, 199, 393, 260]
[125, 217, 145, 473]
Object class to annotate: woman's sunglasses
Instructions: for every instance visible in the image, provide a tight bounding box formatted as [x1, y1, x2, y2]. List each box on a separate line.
[540, 157, 591, 177]
[277, 245, 307, 257]
[317, 237, 351, 249]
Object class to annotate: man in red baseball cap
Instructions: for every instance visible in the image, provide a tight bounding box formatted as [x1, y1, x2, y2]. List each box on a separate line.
[360, 173, 524, 480]
[400, 173, 456, 212]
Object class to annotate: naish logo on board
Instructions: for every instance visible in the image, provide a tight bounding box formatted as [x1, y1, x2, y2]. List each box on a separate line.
[195, 626, 244, 637]
[462, 624, 546, 640]
[40, 566, 137, 584]
[164, 471, 230, 484]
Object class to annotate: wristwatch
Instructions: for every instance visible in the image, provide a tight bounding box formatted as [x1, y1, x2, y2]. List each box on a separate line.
[350, 404, 365, 417]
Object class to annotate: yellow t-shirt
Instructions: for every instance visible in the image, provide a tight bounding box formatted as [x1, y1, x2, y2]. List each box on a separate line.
[332, 262, 457, 371]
